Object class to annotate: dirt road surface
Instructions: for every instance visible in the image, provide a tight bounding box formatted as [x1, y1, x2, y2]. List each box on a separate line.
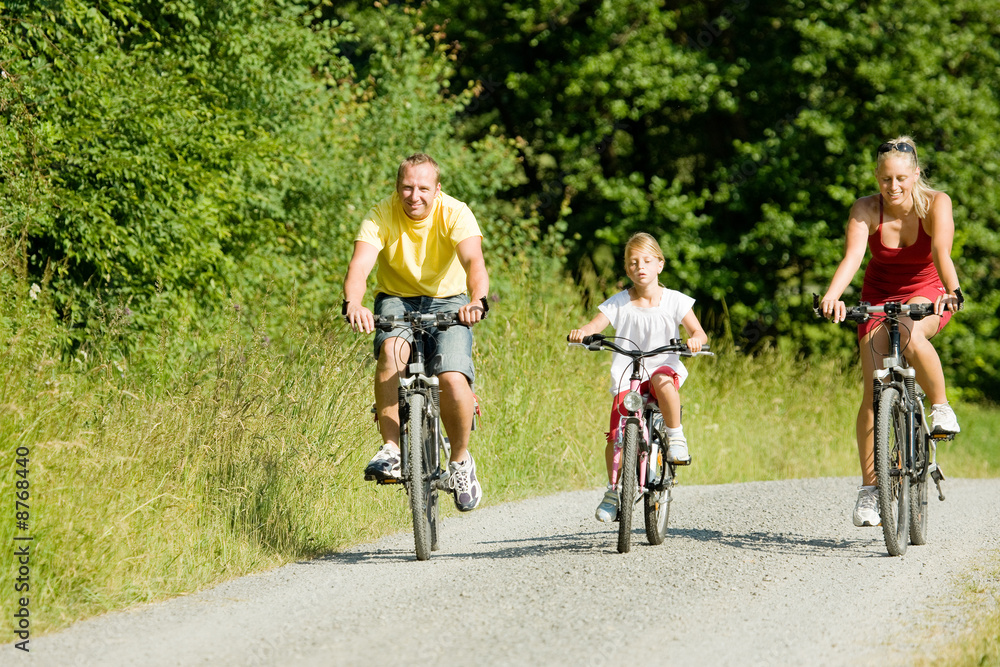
[9, 477, 1000, 666]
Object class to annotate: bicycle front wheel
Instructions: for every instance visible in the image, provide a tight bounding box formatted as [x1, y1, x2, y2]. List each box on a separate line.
[643, 444, 672, 545]
[406, 393, 431, 561]
[875, 387, 909, 556]
[909, 419, 929, 546]
[617, 420, 639, 554]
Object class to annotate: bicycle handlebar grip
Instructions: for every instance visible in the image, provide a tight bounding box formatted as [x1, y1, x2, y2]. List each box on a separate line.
[812, 293, 823, 318]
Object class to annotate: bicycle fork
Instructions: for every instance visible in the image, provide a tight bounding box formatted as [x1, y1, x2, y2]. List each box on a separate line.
[610, 414, 649, 494]
[876, 367, 947, 502]
[398, 375, 452, 492]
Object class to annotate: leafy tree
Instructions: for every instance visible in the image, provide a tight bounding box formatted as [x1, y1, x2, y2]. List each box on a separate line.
[418, 0, 1000, 397]
[1, 0, 533, 352]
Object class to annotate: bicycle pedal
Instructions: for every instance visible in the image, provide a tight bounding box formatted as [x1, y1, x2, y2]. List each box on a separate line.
[930, 466, 946, 501]
[930, 430, 956, 441]
[372, 476, 403, 485]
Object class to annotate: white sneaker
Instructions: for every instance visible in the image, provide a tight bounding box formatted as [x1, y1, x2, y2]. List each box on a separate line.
[448, 454, 482, 512]
[363, 443, 401, 482]
[595, 488, 619, 523]
[853, 486, 880, 527]
[929, 403, 961, 434]
[666, 437, 691, 465]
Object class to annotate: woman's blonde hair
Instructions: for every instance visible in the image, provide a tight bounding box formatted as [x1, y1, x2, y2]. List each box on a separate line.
[876, 135, 934, 218]
[623, 232, 665, 264]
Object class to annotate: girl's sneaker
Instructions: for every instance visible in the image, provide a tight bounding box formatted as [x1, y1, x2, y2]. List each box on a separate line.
[595, 488, 619, 523]
[853, 485, 880, 527]
[666, 437, 691, 465]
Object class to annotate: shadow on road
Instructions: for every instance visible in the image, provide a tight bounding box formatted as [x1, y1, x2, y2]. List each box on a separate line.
[669, 527, 880, 557]
[307, 528, 613, 564]
[306, 523, 880, 565]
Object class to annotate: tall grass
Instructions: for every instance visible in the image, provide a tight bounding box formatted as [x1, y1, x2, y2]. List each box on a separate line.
[1, 274, 997, 639]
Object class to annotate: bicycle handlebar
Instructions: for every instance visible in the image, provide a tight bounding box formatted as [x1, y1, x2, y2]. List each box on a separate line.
[811, 293, 935, 323]
[343, 298, 489, 332]
[567, 333, 713, 358]
[341, 311, 468, 332]
[373, 312, 466, 331]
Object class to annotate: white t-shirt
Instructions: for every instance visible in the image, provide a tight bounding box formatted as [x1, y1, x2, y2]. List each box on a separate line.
[598, 287, 696, 395]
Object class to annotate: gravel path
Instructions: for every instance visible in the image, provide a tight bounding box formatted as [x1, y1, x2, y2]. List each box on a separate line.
[9, 477, 1000, 666]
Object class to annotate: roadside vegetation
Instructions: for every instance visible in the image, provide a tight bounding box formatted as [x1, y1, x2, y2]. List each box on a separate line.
[2, 0, 998, 650]
[3, 274, 998, 637]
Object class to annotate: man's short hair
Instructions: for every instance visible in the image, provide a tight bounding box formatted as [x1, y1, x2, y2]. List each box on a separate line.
[396, 153, 440, 188]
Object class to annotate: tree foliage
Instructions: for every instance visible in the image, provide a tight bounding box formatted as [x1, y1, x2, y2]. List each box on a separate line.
[419, 0, 1000, 398]
[0, 0, 534, 347]
[2, 0, 998, 397]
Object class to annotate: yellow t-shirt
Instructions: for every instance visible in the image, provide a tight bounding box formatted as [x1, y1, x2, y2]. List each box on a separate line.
[355, 191, 482, 298]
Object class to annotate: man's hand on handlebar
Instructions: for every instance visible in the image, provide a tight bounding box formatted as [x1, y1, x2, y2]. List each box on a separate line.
[344, 301, 375, 334]
[458, 296, 489, 327]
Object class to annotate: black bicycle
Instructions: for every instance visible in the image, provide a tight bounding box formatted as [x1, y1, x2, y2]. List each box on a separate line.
[571, 334, 712, 553]
[350, 310, 468, 561]
[814, 295, 951, 556]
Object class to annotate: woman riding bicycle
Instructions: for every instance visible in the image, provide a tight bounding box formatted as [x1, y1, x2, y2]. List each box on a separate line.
[568, 232, 707, 523]
[818, 136, 964, 528]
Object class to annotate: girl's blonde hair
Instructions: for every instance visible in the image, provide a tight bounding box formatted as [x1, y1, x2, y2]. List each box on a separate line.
[623, 232, 665, 264]
[876, 135, 934, 218]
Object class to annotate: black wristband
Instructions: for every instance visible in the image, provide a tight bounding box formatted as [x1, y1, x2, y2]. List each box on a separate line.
[480, 296, 490, 314]
[341, 300, 349, 316]
[953, 287, 965, 310]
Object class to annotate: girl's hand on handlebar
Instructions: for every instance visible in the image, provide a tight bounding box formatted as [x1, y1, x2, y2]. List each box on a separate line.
[346, 304, 375, 334]
[686, 338, 704, 354]
[567, 329, 586, 344]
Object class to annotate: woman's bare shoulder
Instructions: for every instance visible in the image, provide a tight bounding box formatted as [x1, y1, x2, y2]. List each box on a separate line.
[849, 194, 880, 230]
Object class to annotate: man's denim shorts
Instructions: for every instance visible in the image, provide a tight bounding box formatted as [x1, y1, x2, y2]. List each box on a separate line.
[373, 293, 475, 383]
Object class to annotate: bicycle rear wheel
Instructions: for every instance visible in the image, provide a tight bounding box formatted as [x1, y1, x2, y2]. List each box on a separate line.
[405, 393, 432, 561]
[428, 426, 444, 552]
[617, 420, 639, 554]
[909, 420, 929, 546]
[875, 387, 909, 556]
[643, 445, 672, 545]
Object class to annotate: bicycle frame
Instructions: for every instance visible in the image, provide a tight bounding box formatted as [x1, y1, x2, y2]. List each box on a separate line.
[610, 362, 663, 493]
[394, 319, 451, 492]
[813, 295, 949, 555]
[572, 334, 712, 553]
[872, 303, 923, 476]
[349, 310, 466, 560]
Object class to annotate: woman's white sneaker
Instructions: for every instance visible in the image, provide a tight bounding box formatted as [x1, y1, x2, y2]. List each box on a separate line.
[929, 403, 961, 434]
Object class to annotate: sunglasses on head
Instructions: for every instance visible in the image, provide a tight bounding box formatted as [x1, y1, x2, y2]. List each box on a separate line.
[878, 141, 916, 155]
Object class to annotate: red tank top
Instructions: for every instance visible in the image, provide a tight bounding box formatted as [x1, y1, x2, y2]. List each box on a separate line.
[861, 196, 941, 302]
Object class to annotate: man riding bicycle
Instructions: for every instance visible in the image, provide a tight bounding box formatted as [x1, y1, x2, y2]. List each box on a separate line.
[343, 153, 489, 512]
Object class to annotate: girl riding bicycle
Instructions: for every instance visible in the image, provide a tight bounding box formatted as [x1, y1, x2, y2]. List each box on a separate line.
[568, 232, 708, 523]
